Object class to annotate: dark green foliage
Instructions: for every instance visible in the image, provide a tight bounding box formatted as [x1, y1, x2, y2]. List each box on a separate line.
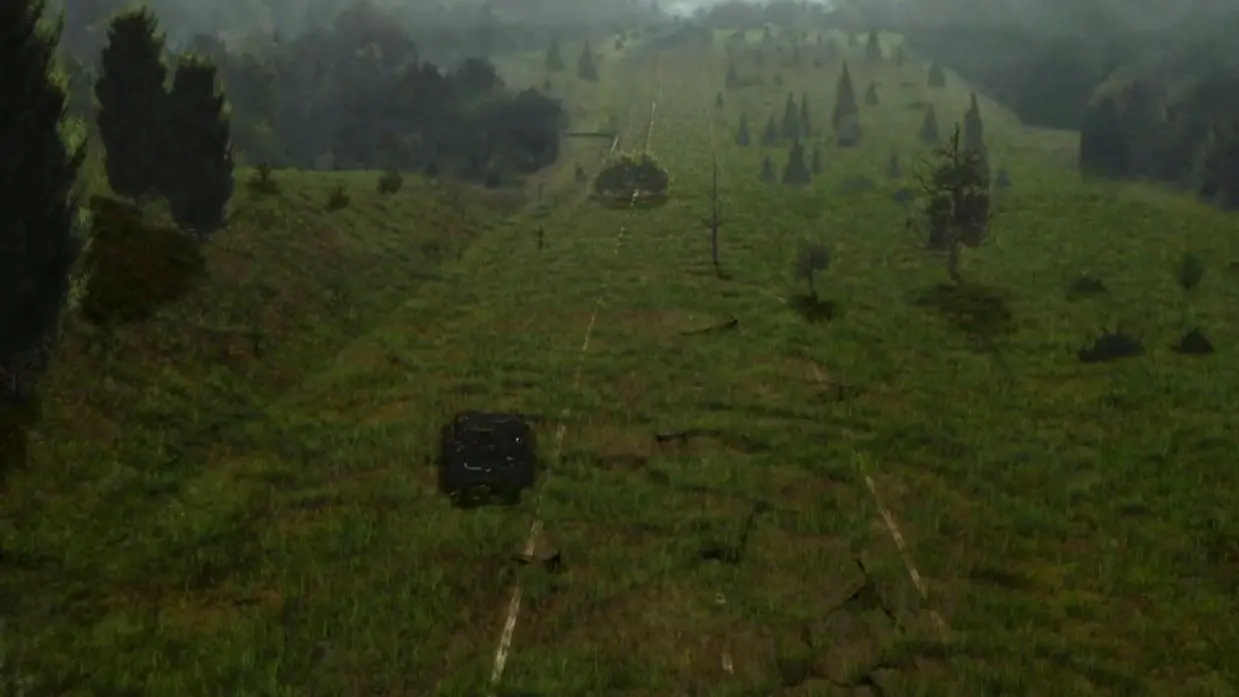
[736, 113, 751, 146]
[916, 126, 991, 281]
[725, 62, 739, 89]
[1078, 96, 1128, 177]
[963, 92, 986, 155]
[95, 7, 169, 201]
[799, 94, 811, 135]
[326, 183, 350, 210]
[760, 155, 775, 182]
[162, 56, 233, 240]
[774, 72, 784, 88]
[762, 116, 779, 146]
[887, 150, 901, 178]
[782, 140, 812, 186]
[378, 169, 403, 193]
[836, 114, 862, 147]
[995, 168, 1012, 188]
[593, 154, 668, 197]
[920, 104, 940, 145]
[928, 62, 946, 88]
[546, 35, 564, 72]
[780, 93, 800, 140]
[832, 62, 858, 134]
[80, 196, 205, 324]
[866, 29, 882, 62]
[1175, 252, 1205, 291]
[811, 145, 822, 174]
[1066, 273, 1107, 300]
[1078, 327, 1143, 363]
[1174, 328, 1213, 355]
[574, 163, 587, 183]
[1200, 122, 1239, 208]
[864, 81, 878, 106]
[248, 162, 278, 194]
[794, 243, 831, 297]
[577, 41, 598, 81]
[1, 0, 85, 402]
[716, 92, 724, 108]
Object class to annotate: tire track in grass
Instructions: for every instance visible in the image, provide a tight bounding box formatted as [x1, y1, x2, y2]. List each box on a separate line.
[487, 61, 663, 696]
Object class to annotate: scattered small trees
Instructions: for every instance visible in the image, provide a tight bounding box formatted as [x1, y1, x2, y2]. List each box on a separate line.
[95, 7, 169, 201]
[162, 56, 234, 240]
[1078, 96, 1127, 177]
[914, 125, 991, 282]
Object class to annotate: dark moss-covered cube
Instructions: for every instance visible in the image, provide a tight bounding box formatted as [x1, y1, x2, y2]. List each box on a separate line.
[438, 411, 538, 507]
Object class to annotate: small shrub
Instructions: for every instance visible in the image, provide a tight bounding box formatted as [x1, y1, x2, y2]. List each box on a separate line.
[248, 162, 278, 194]
[378, 169, 403, 193]
[326, 183, 350, 210]
[574, 163, 587, 183]
[793, 242, 831, 297]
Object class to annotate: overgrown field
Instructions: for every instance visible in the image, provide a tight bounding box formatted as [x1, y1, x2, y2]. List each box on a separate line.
[3, 27, 1237, 697]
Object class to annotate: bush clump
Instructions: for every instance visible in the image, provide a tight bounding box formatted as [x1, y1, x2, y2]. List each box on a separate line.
[593, 152, 669, 200]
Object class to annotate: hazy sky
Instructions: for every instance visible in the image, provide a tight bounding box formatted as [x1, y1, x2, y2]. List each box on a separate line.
[662, 0, 835, 17]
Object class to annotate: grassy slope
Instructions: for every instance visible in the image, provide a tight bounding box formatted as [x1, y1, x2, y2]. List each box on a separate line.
[3, 28, 1237, 697]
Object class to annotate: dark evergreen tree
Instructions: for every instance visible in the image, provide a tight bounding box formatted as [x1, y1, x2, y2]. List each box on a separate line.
[577, 40, 598, 81]
[546, 35, 564, 72]
[811, 145, 822, 174]
[864, 80, 878, 105]
[887, 150, 901, 177]
[831, 62, 858, 133]
[95, 7, 169, 201]
[762, 116, 779, 146]
[725, 62, 739, 88]
[1, 0, 85, 399]
[162, 57, 234, 240]
[716, 92, 724, 108]
[1078, 96, 1128, 177]
[920, 104, 940, 145]
[799, 93, 811, 136]
[774, 72, 784, 88]
[865, 29, 882, 62]
[928, 62, 946, 88]
[736, 112, 751, 146]
[760, 155, 776, 182]
[780, 92, 800, 140]
[782, 139, 812, 185]
[963, 92, 986, 158]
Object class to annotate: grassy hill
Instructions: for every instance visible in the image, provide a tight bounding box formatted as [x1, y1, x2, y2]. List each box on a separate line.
[3, 27, 1237, 697]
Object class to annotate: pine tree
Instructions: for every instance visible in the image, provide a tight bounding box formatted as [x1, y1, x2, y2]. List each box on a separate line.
[831, 61, 858, 133]
[760, 155, 775, 182]
[811, 145, 822, 174]
[782, 139, 812, 186]
[928, 62, 946, 88]
[799, 93, 811, 135]
[866, 29, 882, 62]
[725, 62, 739, 88]
[715, 92, 724, 108]
[920, 104, 940, 145]
[736, 112, 751, 146]
[887, 150, 901, 177]
[762, 116, 779, 146]
[780, 92, 800, 140]
[773, 72, 784, 87]
[546, 35, 564, 72]
[577, 41, 598, 81]
[1, 0, 85, 400]
[962, 92, 985, 154]
[162, 57, 234, 240]
[95, 7, 169, 201]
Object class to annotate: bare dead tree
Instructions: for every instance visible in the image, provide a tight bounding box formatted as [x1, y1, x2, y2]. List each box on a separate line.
[910, 125, 991, 282]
